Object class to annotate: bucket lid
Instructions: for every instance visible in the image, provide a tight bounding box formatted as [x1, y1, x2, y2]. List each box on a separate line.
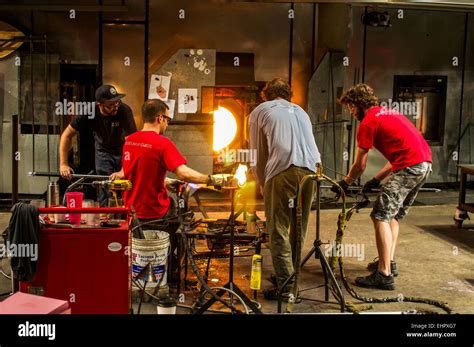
[157, 296, 176, 307]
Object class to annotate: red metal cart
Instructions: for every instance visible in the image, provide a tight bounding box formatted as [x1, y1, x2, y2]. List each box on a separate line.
[19, 207, 131, 314]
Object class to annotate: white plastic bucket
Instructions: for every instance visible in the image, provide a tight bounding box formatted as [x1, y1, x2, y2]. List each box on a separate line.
[132, 230, 170, 288]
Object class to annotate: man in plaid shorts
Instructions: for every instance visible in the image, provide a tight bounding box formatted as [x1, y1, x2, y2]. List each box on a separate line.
[333, 84, 432, 290]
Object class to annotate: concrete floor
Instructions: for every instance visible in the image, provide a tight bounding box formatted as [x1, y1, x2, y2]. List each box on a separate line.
[1, 192, 474, 314]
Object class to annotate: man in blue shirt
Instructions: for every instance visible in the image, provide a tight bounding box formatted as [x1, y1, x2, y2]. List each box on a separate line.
[249, 78, 321, 300]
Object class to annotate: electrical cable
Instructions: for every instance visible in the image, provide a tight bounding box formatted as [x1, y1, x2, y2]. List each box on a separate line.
[131, 279, 235, 314]
[321, 165, 352, 180]
[208, 286, 250, 314]
[0, 268, 11, 280]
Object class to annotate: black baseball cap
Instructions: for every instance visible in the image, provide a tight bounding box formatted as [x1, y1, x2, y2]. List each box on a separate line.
[95, 84, 126, 103]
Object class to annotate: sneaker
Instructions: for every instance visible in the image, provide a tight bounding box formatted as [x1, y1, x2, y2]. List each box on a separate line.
[355, 271, 395, 290]
[262, 287, 301, 303]
[367, 258, 398, 276]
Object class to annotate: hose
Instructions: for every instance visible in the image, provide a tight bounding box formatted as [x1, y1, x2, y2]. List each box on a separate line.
[208, 286, 250, 314]
[293, 173, 452, 314]
[131, 279, 238, 314]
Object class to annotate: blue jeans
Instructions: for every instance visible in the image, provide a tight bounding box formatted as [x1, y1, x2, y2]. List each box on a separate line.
[95, 150, 122, 206]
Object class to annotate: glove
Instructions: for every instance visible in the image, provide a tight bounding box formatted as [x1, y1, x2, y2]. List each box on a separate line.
[362, 177, 380, 193]
[207, 175, 224, 190]
[331, 179, 350, 195]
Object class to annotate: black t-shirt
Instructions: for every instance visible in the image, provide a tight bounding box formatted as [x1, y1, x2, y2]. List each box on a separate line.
[70, 103, 137, 155]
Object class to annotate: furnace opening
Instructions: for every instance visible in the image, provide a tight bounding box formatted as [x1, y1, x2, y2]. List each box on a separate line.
[213, 106, 237, 152]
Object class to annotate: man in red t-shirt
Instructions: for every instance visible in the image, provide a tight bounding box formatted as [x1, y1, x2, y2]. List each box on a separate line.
[334, 84, 432, 290]
[115, 99, 218, 220]
[112, 99, 220, 277]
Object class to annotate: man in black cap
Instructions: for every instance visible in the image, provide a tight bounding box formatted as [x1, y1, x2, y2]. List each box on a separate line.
[59, 84, 137, 203]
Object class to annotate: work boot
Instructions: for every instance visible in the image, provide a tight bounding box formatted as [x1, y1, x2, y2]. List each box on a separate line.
[355, 271, 395, 290]
[367, 258, 398, 276]
[266, 274, 295, 290]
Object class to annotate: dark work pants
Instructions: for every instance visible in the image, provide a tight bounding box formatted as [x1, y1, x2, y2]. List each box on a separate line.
[95, 150, 122, 206]
[264, 166, 315, 291]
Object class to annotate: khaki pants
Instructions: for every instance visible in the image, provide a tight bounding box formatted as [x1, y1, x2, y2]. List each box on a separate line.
[264, 166, 315, 291]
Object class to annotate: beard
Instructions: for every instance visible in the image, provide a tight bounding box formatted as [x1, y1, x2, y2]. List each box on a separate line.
[100, 108, 118, 116]
[354, 106, 365, 121]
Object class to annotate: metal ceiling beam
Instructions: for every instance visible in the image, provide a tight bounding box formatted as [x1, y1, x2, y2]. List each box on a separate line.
[245, 0, 474, 10]
[0, 5, 128, 12]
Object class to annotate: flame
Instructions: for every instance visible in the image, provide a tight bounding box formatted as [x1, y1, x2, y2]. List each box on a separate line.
[234, 164, 248, 186]
[213, 106, 237, 151]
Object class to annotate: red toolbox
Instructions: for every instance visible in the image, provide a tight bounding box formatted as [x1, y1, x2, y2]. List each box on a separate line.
[19, 208, 131, 314]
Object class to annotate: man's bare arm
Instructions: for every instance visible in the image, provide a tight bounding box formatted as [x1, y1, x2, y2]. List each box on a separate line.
[173, 165, 208, 184]
[374, 161, 392, 182]
[344, 147, 369, 184]
[59, 125, 77, 179]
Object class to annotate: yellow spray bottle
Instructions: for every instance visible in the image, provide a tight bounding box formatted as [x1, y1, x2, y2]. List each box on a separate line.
[250, 253, 262, 290]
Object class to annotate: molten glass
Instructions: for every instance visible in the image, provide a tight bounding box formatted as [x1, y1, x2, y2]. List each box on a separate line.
[234, 164, 248, 186]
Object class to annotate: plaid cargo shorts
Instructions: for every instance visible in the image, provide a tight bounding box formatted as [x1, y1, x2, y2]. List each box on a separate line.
[371, 162, 432, 223]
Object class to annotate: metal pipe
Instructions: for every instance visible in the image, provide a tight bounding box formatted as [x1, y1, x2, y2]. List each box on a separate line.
[102, 20, 146, 25]
[329, 52, 337, 175]
[456, 13, 469, 182]
[320, 185, 441, 193]
[29, 34, 35, 171]
[361, 6, 368, 83]
[44, 35, 50, 174]
[38, 207, 128, 214]
[145, 0, 149, 103]
[311, 3, 317, 73]
[288, 2, 294, 86]
[168, 120, 213, 126]
[98, 0, 103, 86]
[12, 114, 19, 205]
[0, 5, 128, 12]
[28, 171, 109, 180]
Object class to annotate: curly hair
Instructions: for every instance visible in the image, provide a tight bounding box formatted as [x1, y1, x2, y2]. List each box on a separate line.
[338, 83, 379, 109]
[261, 78, 292, 102]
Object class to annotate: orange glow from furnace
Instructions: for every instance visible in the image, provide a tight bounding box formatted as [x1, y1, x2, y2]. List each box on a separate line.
[213, 107, 237, 151]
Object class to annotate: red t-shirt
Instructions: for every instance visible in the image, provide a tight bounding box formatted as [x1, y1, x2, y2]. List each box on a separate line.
[122, 130, 187, 219]
[357, 106, 432, 171]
